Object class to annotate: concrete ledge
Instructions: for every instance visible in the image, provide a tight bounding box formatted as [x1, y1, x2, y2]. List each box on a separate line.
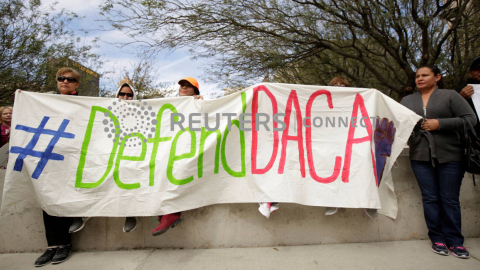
[1, 155, 480, 253]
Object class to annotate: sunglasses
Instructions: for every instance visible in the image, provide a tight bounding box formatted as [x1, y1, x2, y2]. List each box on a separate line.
[57, 76, 78, 83]
[118, 92, 134, 98]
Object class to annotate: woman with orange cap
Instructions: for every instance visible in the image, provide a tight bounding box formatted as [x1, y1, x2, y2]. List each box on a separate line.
[152, 76, 202, 236]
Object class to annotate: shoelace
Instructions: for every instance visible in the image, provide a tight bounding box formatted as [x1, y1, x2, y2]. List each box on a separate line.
[434, 243, 446, 247]
[450, 246, 466, 250]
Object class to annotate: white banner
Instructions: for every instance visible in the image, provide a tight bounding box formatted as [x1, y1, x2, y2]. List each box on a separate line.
[469, 84, 480, 112]
[1, 83, 421, 217]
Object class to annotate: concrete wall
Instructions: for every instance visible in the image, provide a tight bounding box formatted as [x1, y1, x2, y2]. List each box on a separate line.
[1, 154, 479, 253]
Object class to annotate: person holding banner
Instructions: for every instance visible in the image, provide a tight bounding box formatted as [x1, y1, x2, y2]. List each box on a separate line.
[456, 56, 480, 135]
[152, 77, 202, 236]
[323, 77, 351, 217]
[400, 64, 476, 259]
[34, 67, 81, 267]
[68, 78, 140, 234]
[0, 106, 12, 148]
[116, 78, 139, 232]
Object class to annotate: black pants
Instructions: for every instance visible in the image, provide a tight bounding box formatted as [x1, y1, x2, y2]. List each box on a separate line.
[43, 211, 73, 247]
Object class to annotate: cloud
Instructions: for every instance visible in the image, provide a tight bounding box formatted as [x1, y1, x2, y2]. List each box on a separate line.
[40, 0, 225, 97]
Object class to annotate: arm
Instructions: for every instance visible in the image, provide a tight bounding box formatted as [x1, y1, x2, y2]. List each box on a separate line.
[437, 91, 477, 131]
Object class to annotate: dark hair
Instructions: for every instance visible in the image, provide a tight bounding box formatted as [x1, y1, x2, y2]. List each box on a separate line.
[417, 64, 441, 76]
[469, 56, 480, 71]
[416, 64, 443, 89]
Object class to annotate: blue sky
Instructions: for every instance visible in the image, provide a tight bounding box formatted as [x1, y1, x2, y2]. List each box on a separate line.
[42, 0, 222, 98]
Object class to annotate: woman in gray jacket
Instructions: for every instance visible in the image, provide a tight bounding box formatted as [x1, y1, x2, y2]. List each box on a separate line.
[400, 65, 476, 259]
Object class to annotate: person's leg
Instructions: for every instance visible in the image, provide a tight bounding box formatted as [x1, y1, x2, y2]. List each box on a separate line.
[43, 211, 73, 246]
[437, 162, 466, 252]
[51, 215, 73, 264]
[36, 211, 72, 266]
[410, 160, 445, 244]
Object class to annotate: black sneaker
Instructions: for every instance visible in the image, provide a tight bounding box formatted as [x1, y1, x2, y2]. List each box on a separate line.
[431, 243, 449, 256]
[34, 248, 57, 267]
[449, 246, 470, 259]
[51, 244, 72, 264]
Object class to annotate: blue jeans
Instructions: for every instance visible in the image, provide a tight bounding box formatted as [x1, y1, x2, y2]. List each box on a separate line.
[410, 160, 465, 246]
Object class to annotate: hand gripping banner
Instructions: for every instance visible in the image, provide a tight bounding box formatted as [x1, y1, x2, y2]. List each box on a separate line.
[1, 83, 421, 217]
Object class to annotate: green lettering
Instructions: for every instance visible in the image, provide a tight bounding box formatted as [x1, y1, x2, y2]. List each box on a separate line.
[198, 127, 221, 178]
[147, 104, 179, 186]
[113, 133, 147, 189]
[220, 92, 247, 177]
[167, 128, 197, 185]
[76, 106, 119, 188]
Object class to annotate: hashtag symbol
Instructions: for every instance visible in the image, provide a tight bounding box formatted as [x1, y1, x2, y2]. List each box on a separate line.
[10, 116, 75, 179]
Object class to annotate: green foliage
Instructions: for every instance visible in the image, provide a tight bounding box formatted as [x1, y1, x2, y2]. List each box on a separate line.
[0, 0, 102, 105]
[100, 0, 480, 99]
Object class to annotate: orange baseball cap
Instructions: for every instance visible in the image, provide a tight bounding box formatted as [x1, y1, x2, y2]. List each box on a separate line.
[178, 77, 200, 95]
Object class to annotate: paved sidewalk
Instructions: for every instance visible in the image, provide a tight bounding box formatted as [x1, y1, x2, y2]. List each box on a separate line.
[1, 239, 479, 270]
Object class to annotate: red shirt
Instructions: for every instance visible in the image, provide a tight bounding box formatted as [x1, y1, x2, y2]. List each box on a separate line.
[0, 123, 10, 148]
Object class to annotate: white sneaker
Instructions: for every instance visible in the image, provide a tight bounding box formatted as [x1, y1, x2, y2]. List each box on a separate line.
[270, 203, 279, 214]
[325, 207, 338, 216]
[258, 203, 271, 219]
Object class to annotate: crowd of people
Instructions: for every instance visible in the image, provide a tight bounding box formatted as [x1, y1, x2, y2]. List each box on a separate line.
[2, 57, 479, 266]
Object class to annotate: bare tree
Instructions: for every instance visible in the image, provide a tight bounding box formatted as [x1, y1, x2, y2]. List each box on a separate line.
[100, 0, 479, 98]
[102, 57, 177, 99]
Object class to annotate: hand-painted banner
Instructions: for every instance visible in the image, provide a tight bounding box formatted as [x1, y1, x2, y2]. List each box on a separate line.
[1, 83, 421, 217]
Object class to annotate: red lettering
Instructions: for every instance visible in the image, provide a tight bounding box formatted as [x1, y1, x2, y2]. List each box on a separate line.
[306, 90, 342, 183]
[251, 85, 279, 174]
[342, 94, 377, 184]
[278, 90, 305, 178]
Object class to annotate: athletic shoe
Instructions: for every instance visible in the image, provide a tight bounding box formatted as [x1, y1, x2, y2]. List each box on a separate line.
[365, 208, 378, 218]
[69, 217, 91, 233]
[325, 207, 338, 216]
[258, 203, 273, 219]
[123, 217, 137, 233]
[449, 246, 470, 259]
[431, 243, 449, 256]
[34, 248, 57, 267]
[270, 203, 279, 214]
[152, 212, 181, 236]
